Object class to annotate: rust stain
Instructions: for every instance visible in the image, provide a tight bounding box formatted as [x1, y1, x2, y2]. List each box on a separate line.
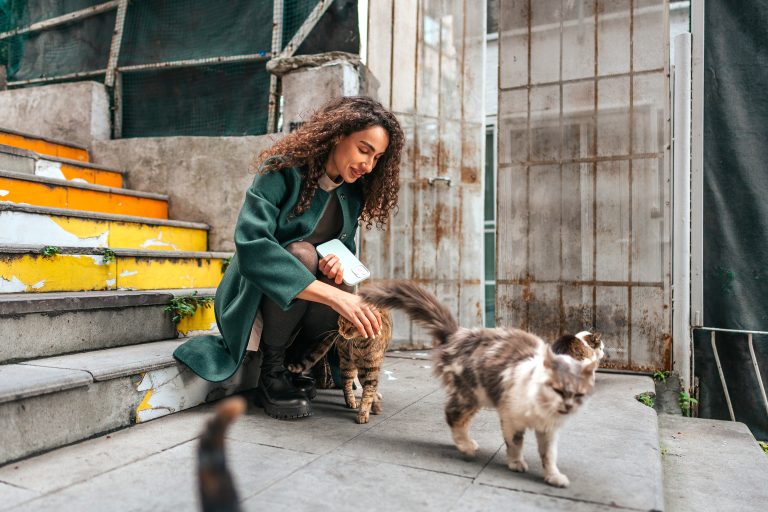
[661, 334, 672, 370]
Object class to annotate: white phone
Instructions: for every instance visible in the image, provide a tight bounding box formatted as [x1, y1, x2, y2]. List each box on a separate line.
[316, 238, 371, 286]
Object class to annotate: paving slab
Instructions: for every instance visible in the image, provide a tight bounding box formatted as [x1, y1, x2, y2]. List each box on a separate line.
[242, 452, 473, 512]
[450, 482, 638, 511]
[10, 440, 316, 512]
[227, 357, 440, 454]
[475, 374, 664, 511]
[659, 415, 768, 512]
[0, 482, 40, 512]
[0, 407, 210, 494]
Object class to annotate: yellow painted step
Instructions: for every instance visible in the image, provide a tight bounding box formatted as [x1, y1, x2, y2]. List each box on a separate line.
[0, 204, 208, 252]
[0, 171, 168, 219]
[0, 128, 89, 162]
[0, 246, 230, 293]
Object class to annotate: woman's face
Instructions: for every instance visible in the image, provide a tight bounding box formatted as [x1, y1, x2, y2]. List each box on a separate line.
[326, 125, 390, 183]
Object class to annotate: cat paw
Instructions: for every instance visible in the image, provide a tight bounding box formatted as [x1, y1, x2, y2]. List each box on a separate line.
[507, 459, 528, 473]
[371, 402, 382, 415]
[355, 411, 370, 424]
[456, 439, 479, 457]
[544, 472, 570, 488]
[344, 397, 358, 409]
[286, 363, 303, 373]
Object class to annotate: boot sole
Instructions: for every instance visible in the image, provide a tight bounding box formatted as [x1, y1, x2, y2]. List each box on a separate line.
[253, 388, 313, 420]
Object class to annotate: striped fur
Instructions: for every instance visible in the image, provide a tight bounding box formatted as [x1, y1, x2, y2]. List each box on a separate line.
[288, 310, 392, 424]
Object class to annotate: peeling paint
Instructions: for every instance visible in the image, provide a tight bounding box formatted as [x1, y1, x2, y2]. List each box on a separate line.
[31, 280, 45, 289]
[106, 278, 116, 286]
[133, 363, 258, 423]
[0, 275, 26, 293]
[119, 270, 139, 277]
[0, 211, 108, 247]
[0, 190, 8, 197]
[34, 160, 65, 180]
[140, 232, 178, 251]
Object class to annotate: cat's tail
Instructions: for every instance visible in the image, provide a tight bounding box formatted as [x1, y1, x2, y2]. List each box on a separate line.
[198, 396, 245, 512]
[360, 281, 459, 346]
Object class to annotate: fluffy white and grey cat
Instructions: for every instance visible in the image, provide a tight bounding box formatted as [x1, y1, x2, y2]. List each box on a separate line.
[360, 282, 598, 488]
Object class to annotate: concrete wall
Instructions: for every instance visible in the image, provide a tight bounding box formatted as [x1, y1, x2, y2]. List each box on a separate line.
[0, 81, 110, 148]
[91, 136, 277, 252]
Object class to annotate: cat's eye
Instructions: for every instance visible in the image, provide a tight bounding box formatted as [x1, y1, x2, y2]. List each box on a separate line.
[575, 393, 584, 398]
[552, 388, 565, 396]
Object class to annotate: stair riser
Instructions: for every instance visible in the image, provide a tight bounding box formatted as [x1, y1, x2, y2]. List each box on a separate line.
[0, 132, 88, 162]
[0, 211, 207, 251]
[0, 177, 168, 219]
[0, 151, 122, 187]
[0, 306, 175, 364]
[0, 362, 258, 466]
[0, 254, 225, 293]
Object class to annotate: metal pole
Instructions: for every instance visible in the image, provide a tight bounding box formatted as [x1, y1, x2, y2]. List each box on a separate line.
[672, 32, 692, 390]
[747, 333, 768, 418]
[0, 1, 119, 40]
[278, 0, 335, 59]
[267, 0, 285, 133]
[711, 331, 736, 421]
[105, 0, 128, 88]
[691, 0, 705, 326]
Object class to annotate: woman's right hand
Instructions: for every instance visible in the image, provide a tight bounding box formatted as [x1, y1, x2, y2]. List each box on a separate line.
[330, 289, 382, 338]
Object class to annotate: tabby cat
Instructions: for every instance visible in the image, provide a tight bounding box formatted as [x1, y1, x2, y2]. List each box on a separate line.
[288, 310, 393, 424]
[360, 282, 598, 488]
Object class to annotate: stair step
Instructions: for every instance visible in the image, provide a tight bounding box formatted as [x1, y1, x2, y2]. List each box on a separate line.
[0, 203, 208, 252]
[0, 127, 89, 162]
[0, 288, 217, 364]
[0, 245, 230, 294]
[659, 415, 768, 511]
[0, 144, 123, 187]
[0, 170, 168, 219]
[0, 341, 258, 466]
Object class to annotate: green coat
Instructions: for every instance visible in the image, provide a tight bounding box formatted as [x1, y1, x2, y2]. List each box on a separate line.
[173, 167, 364, 382]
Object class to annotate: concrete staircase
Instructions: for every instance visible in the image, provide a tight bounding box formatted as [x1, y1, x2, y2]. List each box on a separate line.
[0, 128, 258, 466]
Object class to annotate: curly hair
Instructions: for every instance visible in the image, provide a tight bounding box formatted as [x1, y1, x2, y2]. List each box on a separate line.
[254, 96, 404, 229]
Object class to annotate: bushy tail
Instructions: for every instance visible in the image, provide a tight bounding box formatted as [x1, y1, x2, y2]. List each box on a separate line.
[359, 282, 459, 346]
[198, 396, 245, 512]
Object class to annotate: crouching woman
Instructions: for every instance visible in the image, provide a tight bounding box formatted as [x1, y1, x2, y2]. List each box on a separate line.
[174, 96, 404, 420]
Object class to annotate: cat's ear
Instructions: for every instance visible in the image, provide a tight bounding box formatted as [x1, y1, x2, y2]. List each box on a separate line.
[592, 332, 602, 343]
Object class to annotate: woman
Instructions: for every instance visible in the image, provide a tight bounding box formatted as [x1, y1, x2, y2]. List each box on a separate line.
[174, 96, 404, 420]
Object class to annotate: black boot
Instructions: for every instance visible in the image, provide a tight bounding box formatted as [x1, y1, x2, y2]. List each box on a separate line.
[291, 373, 317, 400]
[254, 344, 312, 419]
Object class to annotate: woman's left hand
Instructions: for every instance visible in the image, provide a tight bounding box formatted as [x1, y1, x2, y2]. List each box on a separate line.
[319, 254, 344, 285]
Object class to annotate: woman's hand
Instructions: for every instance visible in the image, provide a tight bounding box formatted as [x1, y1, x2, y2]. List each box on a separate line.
[295, 280, 382, 338]
[318, 254, 344, 285]
[330, 289, 382, 338]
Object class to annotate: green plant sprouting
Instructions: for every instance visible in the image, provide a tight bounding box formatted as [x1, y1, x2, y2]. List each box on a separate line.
[41, 245, 61, 257]
[102, 248, 116, 264]
[165, 291, 213, 325]
[636, 392, 656, 408]
[678, 391, 699, 417]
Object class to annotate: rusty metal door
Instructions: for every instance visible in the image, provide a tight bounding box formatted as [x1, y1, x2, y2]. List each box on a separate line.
[495, 0, 671, 371]
[362, 0, 486, 347]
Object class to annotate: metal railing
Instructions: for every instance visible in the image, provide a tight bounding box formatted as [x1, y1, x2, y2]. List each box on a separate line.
[696, 326, 768, 422]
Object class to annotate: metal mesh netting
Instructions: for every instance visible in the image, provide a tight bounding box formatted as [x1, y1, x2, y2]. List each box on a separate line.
[119, 0, 273, 66]
[121, 62, 271, 137]
[1, 0, 358, 137]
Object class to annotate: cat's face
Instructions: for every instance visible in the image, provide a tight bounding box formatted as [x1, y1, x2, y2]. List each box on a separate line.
[337, 315, 360, 340]
[541, 349, 598, 416]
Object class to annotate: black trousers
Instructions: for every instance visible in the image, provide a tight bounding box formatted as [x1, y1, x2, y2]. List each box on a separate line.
[259, 241, 351, 361]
